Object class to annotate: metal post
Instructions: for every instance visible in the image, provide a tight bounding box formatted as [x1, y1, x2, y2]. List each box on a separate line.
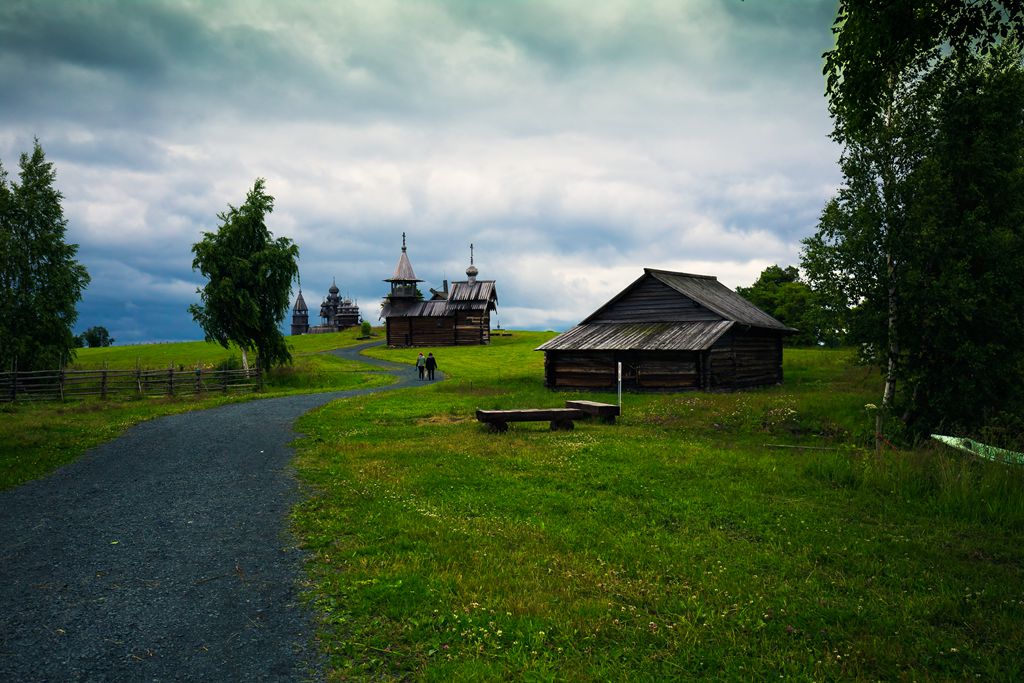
[617, 361, 622, 410]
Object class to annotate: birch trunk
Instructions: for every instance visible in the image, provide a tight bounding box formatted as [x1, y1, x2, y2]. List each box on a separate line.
[876, 87, 900, 454]
[241, 348, 249, 373]
[878, 252, 898, 454]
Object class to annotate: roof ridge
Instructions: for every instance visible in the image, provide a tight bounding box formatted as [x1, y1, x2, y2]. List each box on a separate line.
[644, 267, 717, 280]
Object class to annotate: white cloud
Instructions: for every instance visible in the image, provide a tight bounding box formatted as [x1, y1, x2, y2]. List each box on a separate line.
[0, 0, 841, 341]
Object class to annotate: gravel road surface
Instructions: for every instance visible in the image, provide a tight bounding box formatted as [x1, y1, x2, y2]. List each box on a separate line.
[0, 342, 436, 682]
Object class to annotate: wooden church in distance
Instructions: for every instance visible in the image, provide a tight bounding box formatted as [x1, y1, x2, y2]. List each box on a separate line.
[537, 268, 794, 391]
[380, 234, 498, 347]
[291, 279, 361, 335]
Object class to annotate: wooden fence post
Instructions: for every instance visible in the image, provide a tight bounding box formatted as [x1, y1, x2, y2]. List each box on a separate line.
[136, 359, 143, 397]
[168, 364, 174, 397]
[11, 358, 17, 402]
[221, 369, 228, 394]
[101, 363, 108, 400]
[195, 366, 202, 395]
[59, 368, 65, 402]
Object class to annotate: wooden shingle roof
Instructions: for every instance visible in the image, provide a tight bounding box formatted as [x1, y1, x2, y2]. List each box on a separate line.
[537, 320, 734, 352]
[380, 280, 497, 318]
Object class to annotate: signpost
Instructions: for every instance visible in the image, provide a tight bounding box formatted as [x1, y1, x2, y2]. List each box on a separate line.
[617, 361, 622, 411]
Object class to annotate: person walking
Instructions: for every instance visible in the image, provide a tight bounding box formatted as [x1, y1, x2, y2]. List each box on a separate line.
[425, 352, 437, 380]
[416, 352, 426, 380]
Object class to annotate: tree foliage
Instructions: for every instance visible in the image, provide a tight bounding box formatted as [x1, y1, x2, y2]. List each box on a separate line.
[897, 48, 1024, 438]
[0, 141, 90, 371]
[735, 265, 841, 347]
[806, 40, 1024, 443]
[188, 179, 299, 373]
[80, 325, 114, 348]
[825, 0, 1024, 138]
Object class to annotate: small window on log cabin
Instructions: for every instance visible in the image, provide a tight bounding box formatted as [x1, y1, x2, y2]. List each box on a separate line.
[437, 319, 443, 327]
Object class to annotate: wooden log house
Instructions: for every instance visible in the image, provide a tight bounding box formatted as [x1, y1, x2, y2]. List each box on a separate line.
[537, 268, 795, 391]
[380, 236, 498, 347]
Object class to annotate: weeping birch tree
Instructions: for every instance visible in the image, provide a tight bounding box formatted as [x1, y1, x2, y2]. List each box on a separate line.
[189, 179, 298, 373]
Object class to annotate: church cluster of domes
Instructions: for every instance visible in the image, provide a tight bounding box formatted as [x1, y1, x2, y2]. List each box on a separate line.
[290, 234, 498, 347]
[290, 279, 361, 335]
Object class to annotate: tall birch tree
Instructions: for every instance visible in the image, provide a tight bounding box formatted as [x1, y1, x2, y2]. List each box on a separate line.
[189, 179, 298, 373]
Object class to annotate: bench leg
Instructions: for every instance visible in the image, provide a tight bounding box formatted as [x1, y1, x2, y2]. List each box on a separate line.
[550, 419, 574, 431]
[486, 421, 508, 433]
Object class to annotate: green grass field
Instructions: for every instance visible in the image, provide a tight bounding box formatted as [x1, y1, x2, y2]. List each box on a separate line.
[3, 330, 1022, 679]
[292, 333, 1024, 680]
[0, 329, 390, 490]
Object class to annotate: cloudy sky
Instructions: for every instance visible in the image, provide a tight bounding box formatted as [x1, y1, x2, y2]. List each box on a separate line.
[1, 0, 841, 343]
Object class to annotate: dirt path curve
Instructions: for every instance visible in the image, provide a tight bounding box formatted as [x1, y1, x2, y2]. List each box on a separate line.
[0, 341, 435, 682]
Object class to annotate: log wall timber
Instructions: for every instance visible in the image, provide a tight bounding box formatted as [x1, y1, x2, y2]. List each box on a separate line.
[709, 329, 782, 389]
[545, 331, 782, 392]
[386, 312, 491, 347]
[544, 351, 699, 391]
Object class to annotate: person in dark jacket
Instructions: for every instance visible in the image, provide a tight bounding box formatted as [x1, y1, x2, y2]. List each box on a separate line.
[424, 352, 438, 380]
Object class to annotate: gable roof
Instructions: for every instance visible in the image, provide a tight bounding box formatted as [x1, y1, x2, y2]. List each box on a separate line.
[646, 269, 793, 330]
[381, 280, 498, 319]
[582, 268, 794, 332]
[447, 280, 498, 312]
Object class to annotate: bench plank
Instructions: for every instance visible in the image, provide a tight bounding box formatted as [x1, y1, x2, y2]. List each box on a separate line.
[476, 408, 587, 423]
[564, 400, 620, 418]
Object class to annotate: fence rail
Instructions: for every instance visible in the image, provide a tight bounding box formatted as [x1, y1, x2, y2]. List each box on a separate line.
[0, 367, 262, 402]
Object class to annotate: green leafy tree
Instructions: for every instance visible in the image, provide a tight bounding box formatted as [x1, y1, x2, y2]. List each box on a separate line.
[897, 47, 1024, 439]
[735, 265, 841, 346]
[80, 325, 114, 348]
[808, 31, 1024, 443]
[825, 1, 1024, 138]
[189, 179, 299, 373]
[0, 141, 90, 371]
[820, 1, 1024, 436]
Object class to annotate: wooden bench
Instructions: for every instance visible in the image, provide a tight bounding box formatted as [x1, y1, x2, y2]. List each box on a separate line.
[564, 400, 620, 424]
[476, 408, 587, 432]
[475, 401, 620, 432]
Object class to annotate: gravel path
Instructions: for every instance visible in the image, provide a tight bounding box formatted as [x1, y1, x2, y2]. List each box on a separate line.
[0, 342, 435, 682]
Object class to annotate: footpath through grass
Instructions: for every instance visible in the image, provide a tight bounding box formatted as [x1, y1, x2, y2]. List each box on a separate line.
[0, 330, 389, 490]
[292, 332, 1024, 681]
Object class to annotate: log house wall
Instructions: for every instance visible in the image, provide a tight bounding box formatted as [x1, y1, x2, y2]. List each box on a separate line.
[544, 350, 700, 391]
[544, 330, 783, 392]
[386, 312, 491, 347]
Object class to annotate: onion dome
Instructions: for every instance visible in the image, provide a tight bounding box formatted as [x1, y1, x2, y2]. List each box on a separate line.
[466, 243, 478, 283]
[329, 278, 340, 294]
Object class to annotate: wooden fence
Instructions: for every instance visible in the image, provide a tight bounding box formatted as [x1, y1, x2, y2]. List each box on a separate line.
[0, 366, 262, 403]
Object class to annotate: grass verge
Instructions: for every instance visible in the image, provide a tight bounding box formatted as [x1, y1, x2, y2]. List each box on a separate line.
[0, 330, 390, 490]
